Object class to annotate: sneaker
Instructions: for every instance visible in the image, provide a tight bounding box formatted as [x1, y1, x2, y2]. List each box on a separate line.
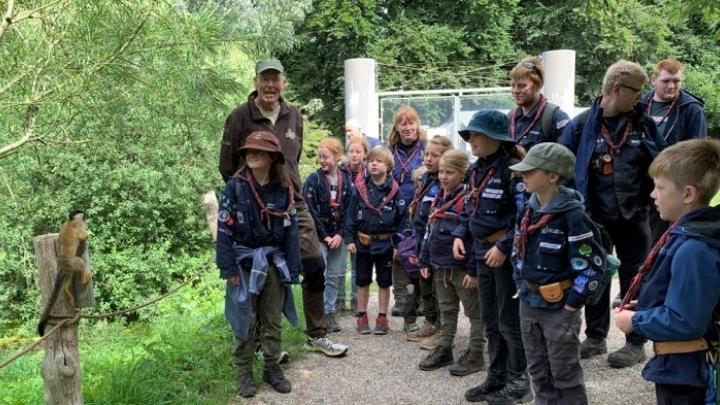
[324, 313, 341, 333]
[419, 345, 454, 371]
[236, 371, 256, 398]
[580, 337, 607, 359]
[485, 382, 533, 405]
[407, 320, 437, 342]
[420, 334, 440, 351]
[373, 315, 389, 335]
[465, 380, 505, 402]
[278, 351, 289, 365]
[403, 320, 419, 333]
[448, 350, 485, 376]
[356, 313, 371, 334]
[304, 336, 349, 357]
[391, 302, 403, 317]
[607, 342, 646, 368]
[262, 364, 292, 394]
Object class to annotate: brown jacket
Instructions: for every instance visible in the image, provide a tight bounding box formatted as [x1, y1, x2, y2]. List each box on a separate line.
[219, 92, 304, 199]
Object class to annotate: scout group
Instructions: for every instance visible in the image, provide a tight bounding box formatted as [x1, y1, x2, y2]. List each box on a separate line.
[216, 56, 720, 404]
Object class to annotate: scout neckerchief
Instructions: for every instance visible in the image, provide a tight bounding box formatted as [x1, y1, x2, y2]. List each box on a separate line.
[469, 165, 496, 215]
[509, 96, 548, 143]
[354, 175, 399, 216]
[620, 221, 678, 311]
[323, 168, 343, 222]
[516, 207, 554, 258]
[408, 173, 437, 219]
[240, 168, 295, 230]
[393, 141, 422, 184]
[599, 116, 633, 155]
[646, 95, 679, 139]
[428, 184, 465, 224]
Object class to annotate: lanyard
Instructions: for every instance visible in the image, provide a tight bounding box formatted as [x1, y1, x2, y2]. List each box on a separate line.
[510, 96, 548, 143]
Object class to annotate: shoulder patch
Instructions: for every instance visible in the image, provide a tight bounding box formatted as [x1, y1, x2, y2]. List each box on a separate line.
[218, 210, 230, 222]
[556, 119, 570, 130]
[515, 182, 526, 193]
[568, 231, 593, 242]
[398, 199, 406, 206]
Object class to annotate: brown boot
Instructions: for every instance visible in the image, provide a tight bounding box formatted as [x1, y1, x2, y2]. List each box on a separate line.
[420, 334, 440, 351]
[407, 320, 438, 342]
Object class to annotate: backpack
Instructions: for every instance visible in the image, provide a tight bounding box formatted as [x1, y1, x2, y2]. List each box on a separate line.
[510, 101, 560, 139]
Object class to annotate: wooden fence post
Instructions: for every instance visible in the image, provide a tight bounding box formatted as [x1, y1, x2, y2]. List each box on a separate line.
[34, 233, 83, 405]
[202, 191, 218, 241]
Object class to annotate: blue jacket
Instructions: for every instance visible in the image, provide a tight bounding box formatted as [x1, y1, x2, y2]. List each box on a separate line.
[419, 185, 469, 272]
[216, 175, 301, 281]
[560, 98, 665, 220]
[512, 187, 607, 309]
[452, 147, 525, 267]
[509, 98, 570, 150]
[343, 175, 408, 255]
[411, 171, 440, 254]
[632, 206, 720, 388]
[302, 167, 352, 240]
[641, 89, 707, 145]
[391, 140, 425, 202]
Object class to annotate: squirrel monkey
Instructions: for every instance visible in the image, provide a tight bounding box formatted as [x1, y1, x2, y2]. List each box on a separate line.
[37, 210, 92, 336]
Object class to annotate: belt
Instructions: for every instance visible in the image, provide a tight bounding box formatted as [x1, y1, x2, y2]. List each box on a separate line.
[358, 232, 393, 241]
[653, 338, 709, 356]
[525, 279, 573, 293]
[475, 228, 507, 245]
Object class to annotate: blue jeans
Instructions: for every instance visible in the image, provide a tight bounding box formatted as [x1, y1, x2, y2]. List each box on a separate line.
[337, 253, 358, 308]
[321, 242, 347, 315]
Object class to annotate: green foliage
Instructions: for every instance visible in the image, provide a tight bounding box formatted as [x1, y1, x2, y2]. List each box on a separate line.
[282, 0, 518, 133]
[0, 268, 307, 404]
[298, 120, 333, 180]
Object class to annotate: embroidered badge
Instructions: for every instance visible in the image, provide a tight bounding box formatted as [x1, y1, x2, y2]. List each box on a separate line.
[236, 212, 244, 224]
[593, 255, 604, 266]
[539, 242, 562, 250]
[588, 280, 599, 291]
[516, 182, 526, 193]
[579, 245, 592, 257]
[568, 231, 594, 242]
[218, 210, 230, 222]
[571, 257, 589, 270]
[398, 199, 406, 206]
[556, 119, 570, 129]
[285, 129, 296, 139]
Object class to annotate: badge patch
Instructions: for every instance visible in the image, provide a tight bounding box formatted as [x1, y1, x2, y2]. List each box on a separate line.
[568, 231, 593, 242]
[588, 280, 599, 291]
[516, 182, 526, 193]
[285, 130, 296, 139]
[571, 257, 589, 270]
[398, 199, 406, 206]
[218, 210, 230, 222]
[556, 119, 570, 129]
[236, 212, 244, 224]
[579, 245, 592, 257]
[593, 255, 604, 266]
[539, 242, 562, 250]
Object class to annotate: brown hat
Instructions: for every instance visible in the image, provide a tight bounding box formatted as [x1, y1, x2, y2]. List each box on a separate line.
[238, 131, 284, 163]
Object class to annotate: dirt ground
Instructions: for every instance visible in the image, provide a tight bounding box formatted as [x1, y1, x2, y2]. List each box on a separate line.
[238, 283, 655, 405]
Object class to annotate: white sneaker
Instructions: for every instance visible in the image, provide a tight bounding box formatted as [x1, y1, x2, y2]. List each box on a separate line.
[304, 336, 348, 357]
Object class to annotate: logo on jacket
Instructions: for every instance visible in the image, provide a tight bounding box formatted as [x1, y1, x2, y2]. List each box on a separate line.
[285, 129, 296, 139]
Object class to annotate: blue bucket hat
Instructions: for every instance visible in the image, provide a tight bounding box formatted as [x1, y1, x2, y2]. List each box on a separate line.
[459, 109, 514, 143]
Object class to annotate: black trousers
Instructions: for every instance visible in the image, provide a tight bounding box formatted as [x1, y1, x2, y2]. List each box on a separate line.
[584, 212, 651, 345]
[656, 383, 706, 405]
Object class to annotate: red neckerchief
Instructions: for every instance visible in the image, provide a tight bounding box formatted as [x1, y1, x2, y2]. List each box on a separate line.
[354, 175, 399, 216]
[240, 169, 295, 230]
[516, 207, 554, 258]
[510, 96, 548, 143]
[620, 221, 677, 310]
[469, 166, 496, 215]
[349, 162, 365, 180]
[646, 95, 679, 130]
[408, 174, 437, 219]
[393, 141, 422, 180]
[600, 117, 633, 155]
[428, 184, 465, 223]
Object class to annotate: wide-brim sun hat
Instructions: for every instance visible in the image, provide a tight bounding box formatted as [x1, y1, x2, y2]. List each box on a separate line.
[459, 109, 514, 143]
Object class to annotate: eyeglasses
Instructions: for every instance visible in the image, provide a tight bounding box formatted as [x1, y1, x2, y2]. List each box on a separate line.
[520, 62, 540, 73]
[620, 84, 642, 93]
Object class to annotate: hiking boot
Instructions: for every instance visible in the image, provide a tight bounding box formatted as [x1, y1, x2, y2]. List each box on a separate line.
[324, 313, 341, 333]
[236, 371, 256, 398]
[262, 364, 291, 394]
[403, 319, 419, 333]
[608, 342, 646, 368]
[419, 345, 454, 371]
[580, 337, 607, 359]
[420, 334, 440, 351]
[373, 315, 390, 335]
[465, 380, 505, 402]
[304, 336, 349, 357]
[391, 302, 403, 317]
[278, 351, 289, 365]
[356, 313, 371, 334]
[448, 350, 485, 376]
[407, 320, 437, 342]
[485, 382, 533, 404]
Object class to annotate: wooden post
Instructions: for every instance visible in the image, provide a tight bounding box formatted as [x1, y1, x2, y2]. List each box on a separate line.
[34, 233, 83, 405]
[202, 191, 218, 241]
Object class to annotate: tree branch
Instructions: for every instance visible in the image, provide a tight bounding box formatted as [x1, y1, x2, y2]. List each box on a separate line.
[0, 0, 15, 43]
[0, 103, 38, 158]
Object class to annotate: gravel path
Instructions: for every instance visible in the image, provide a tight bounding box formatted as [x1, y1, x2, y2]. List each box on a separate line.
[238, 284, 655, 405]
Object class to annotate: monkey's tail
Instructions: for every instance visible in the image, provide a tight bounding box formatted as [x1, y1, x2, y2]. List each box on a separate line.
[37, 272, 65, 336]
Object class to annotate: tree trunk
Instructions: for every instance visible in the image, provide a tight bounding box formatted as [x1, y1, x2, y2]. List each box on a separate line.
[34, 233, 83, 405]
[202, 191, 218, 241]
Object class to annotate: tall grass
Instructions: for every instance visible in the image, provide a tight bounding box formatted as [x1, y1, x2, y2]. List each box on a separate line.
[0, 265, 307, 405]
